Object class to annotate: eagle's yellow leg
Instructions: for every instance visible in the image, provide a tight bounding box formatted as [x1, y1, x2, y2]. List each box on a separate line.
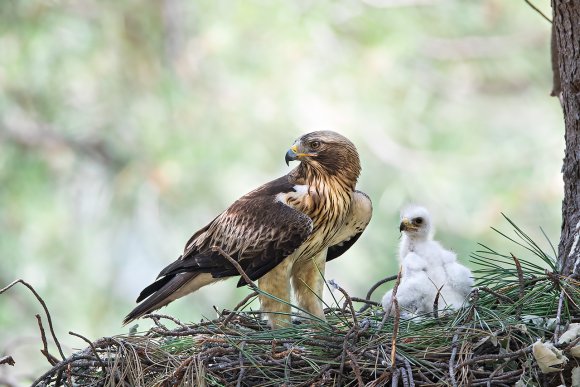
[258, 260, 292, 329]
[291, 251, 327, 321]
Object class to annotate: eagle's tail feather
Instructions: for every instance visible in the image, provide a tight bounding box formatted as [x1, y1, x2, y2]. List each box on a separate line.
[123, 272, 214, 325]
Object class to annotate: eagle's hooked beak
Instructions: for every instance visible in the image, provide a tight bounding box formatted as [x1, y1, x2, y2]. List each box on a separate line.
[285, 144, 299, 166]
[285, 143, 317, 166]
[399, 218, 414, 232]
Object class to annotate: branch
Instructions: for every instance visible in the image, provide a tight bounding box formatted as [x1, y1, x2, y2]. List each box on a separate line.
[35, 314, 59, 366]
[0, 279, 66, 361]
[212, 246, 259, 292]
[524, 0, 552, 23]
[390, 267, 403, 369]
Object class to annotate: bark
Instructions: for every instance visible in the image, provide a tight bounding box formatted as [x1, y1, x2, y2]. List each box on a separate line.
[553, 1, 580, 277]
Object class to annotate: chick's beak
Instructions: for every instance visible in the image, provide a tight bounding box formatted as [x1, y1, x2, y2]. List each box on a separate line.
[399, 218, 413, 232]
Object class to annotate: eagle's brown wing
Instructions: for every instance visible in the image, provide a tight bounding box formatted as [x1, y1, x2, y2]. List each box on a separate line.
[124, 176, 312, 324]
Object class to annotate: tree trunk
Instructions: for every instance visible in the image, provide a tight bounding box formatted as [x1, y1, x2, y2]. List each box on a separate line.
[553, 1, 580, 277]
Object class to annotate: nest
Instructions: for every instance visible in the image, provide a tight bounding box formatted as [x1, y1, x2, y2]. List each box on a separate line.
[17, 222, 580, 386]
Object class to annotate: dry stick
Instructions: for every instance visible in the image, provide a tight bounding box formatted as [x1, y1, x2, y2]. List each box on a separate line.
[0, 279, 66, 361]
[479, 286, 512, 304]
[332, 281, 358, 328]
[403, 358, 415, 387]
[351, 297, 381, 307]
[449, 332, 460, 387]
[30, 355, 97, 386]
[35, 314, 59, 366]
[377, 268, 403, 332]
[144, 313, 187, 329]
[433, 285, 444, 319]
[68, 331, 106, 374]
[511, 254, 525, 320]
[223, 291, 259, 326]
[347, 350, 364, 387]
[236, 341, 246, 387]
[390, 267, 403, 370]
[399, 367, 409, 387]
[391, 368, 399, 387]
[553, 288, 566, 343]
[145, 315, 170, 331]
[467, 288, 479, 322]
[454, 344, 533, 369]
[524, 0, 552, 23]
[212, 246, 259, 292]
[359, 275, 398, 313]
[337, 325, 357, 387]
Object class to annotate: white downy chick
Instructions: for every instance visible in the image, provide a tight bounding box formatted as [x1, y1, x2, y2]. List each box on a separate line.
[382, 205, 474, 317]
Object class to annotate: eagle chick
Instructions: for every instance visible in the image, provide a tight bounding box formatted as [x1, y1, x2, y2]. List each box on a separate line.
[382, 205, 473, 317]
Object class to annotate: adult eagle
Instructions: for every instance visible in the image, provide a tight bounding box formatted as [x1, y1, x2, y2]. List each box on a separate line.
[124, 131, 372, 329]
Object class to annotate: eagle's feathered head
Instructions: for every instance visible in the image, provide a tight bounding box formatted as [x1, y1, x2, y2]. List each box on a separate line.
[399, 205, 432, 239]
[285, 131, 361, 186]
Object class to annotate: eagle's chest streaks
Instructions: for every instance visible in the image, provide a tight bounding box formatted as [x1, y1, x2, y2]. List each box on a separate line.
[277, 182, 352, 261]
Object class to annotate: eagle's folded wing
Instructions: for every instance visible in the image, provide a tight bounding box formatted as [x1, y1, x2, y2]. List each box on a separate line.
[126, 177, 313, 323]
[326, 190, 372, 261]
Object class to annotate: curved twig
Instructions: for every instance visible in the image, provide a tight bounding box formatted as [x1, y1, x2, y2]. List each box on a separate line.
[0, 279, 66, 361]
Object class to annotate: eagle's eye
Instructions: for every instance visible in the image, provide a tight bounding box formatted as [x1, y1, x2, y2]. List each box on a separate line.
[414, 217, 424, 225]
[309, 141, 321, 150]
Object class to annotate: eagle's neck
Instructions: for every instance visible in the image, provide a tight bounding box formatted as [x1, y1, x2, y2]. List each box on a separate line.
[399, 234, 429, 260]
[288, 162, 357, 229]
[294, 159, 360, 192]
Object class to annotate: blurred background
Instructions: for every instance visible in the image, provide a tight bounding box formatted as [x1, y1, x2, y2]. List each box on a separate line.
[0, 0, 560, 383]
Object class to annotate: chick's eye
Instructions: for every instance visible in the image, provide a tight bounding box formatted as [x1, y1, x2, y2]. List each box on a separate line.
[415, 218, 423, 225]
[309, 141, 321, 150]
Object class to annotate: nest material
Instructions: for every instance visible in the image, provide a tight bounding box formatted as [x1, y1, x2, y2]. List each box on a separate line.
[24, 221, 580, 386]
[31, 272, 579, 386]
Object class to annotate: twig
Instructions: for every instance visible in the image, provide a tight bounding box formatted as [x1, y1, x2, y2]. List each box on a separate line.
[524, 0, 552, 23]
[144, 313, 187, 329]
[511, 254, 525, 320]
[35, 314, 59, 366]
[30, 355, 97, 386]
[391, 368, 399, 387]
[454, 344, 533, 369]
[330, 280, 358, 328]
[68, 331, 106, 374]
[358, 275, 398, 313]
[366, 275, 398, 300]
[223, 291, 259, 326]
[466, 287, 479, 322]
[236, 341, 246, 387]
[351, 297, 381, 307]
[337, 326, 357, 386]
[433, 285, 444, 319]
[212, 246, 259, 291]
[347, 350, 364, 387]
[479, 286, 512, 303]
[553, 288, 565, 342]
[0, 279, 66, 361]
[404, 358, 415, 387]
[390, 267, 403, 369]
[449, 331, 460, 387]
[400, 367, 409, 387]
